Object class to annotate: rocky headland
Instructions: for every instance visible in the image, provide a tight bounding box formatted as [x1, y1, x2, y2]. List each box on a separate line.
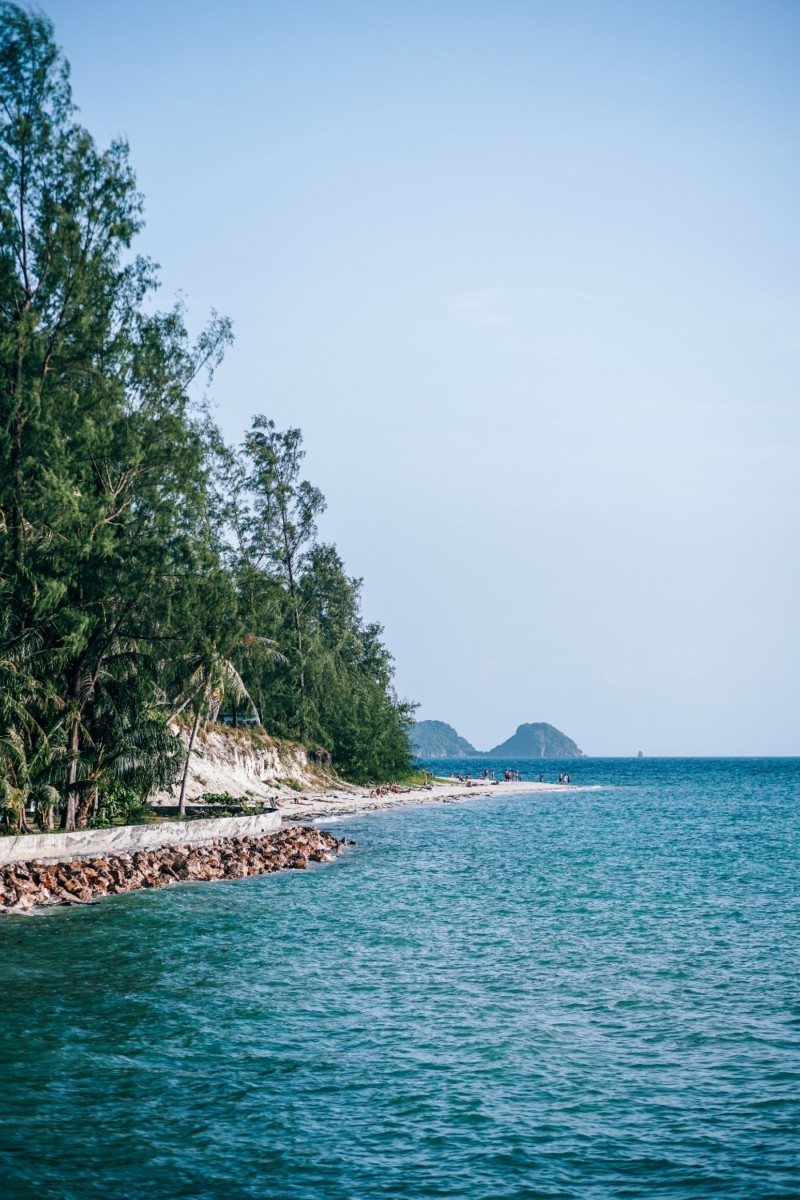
[411, 719, 584, 759]
[0, 826, 344, 914]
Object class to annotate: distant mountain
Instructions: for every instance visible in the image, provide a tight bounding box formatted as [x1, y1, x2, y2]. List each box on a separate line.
[411, 719, 583, 759]
[410, 720, 481, 758]
[486, 722, 583, 759]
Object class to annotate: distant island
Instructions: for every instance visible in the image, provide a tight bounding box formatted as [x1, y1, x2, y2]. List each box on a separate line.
[487, 723, 584, 759]
[411, 721, 584, 759]
[408, 720, 481, 758]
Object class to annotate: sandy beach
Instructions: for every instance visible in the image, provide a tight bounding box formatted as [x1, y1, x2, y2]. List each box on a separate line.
[274, 777, 566, 823]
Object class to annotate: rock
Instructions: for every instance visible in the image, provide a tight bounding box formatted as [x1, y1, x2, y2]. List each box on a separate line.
[61, 876, 90, 898]
[182, 861, 205, 880]
[171, 855, 190, 879]
[225, 860, 248, 878]
[0, 824, 343, 912]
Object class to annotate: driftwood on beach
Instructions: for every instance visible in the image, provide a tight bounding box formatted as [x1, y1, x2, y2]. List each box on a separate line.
[0, 827, 344, 913]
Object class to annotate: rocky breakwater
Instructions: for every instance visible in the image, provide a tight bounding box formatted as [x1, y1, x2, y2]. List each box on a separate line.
[0, 827, 345, 913]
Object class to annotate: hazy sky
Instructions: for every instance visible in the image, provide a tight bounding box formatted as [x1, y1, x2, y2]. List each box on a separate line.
[39, 0, 799, 754]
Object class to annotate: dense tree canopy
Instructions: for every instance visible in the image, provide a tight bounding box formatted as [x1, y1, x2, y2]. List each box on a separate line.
[0, 4, 413, 830]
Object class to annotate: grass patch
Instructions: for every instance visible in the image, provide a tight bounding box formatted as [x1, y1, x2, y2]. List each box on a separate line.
[277, 778, 306, 793]
[373, 769, 443, 788]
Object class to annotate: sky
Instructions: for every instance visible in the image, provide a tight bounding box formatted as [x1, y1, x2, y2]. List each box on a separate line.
[37, 0, 799, 754]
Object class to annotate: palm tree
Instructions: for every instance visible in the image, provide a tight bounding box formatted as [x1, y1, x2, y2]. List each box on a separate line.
[77, 675, 184, 827]
[0, 608, 64, 832]
[170, 637, 286, 818]
[0, 778, 31, 834]
[0, 728, 62, 834]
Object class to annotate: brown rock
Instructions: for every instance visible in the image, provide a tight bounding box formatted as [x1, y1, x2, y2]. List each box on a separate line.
[185, 859, 211, 880]
[0, 822, 344, 912]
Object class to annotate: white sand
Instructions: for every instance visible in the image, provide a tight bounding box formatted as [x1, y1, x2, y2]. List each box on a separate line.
[275, 778, 564, 823]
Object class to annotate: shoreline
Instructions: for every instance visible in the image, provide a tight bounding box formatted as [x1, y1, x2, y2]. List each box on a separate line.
[273, 777, 568, 822]
[143, 777, 577, 828]
[1, 779, 573, 914]
[0, 827, 344, 914]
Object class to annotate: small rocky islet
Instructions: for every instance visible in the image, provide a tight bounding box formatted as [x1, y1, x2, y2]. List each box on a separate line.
[0, 826, 345, 914]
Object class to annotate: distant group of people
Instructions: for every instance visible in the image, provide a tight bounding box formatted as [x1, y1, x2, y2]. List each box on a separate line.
[442, 767, 575, 785]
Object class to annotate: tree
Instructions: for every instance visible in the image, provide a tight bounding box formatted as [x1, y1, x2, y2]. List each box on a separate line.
[0, 4, 231, 828]
[0, 585, 64, 830]
[299, 545, 415, 781]
[169, 604, 287, 816]
[0, 6, 415, 815]
[0, 727, 60, 833]
[75, 660, 184, 827]
[243, 418, 325, 741]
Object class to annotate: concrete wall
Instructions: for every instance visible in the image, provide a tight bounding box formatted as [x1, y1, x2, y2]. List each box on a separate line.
[0, 812, 282, 867]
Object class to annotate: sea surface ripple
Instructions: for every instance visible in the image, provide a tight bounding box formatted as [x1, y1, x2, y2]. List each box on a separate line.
[1, 758, 798, 1199]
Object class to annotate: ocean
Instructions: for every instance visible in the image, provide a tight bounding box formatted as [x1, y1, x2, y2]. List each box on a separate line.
[1, 758, 798, 1199]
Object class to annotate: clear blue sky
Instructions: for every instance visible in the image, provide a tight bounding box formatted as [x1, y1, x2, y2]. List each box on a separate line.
[40, 0, 799, 754]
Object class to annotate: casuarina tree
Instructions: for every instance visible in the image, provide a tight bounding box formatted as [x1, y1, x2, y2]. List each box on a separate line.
[0, 5, 414, 819]
[0, 4, 230, 827]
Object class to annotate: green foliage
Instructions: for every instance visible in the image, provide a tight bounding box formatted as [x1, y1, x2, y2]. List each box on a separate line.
[170, 794, 271, 819]
[115, 799, 158, 826]
[279, 779, 305, 793]
[0, 5, 414, 828]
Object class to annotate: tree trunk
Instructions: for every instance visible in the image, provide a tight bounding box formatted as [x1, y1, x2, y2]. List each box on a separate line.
[62, 717, 80, 831]
[282, 521, 306, 742]
[11, 412, 24, 571]
[77, 787, 95, 829]
[288, 583, 305, 741]
[178, 707, 202, 818]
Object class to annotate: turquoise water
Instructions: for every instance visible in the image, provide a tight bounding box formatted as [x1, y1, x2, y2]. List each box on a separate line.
[1, 758, 799, 1199]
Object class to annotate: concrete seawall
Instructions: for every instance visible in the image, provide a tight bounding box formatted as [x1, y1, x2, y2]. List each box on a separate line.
[0, 812, 282, 867]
